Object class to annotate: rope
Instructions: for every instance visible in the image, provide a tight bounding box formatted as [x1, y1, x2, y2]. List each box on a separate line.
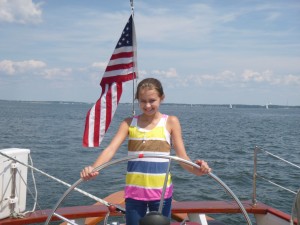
[260, 148, 300, 169]
[255, 147, 299, 196]
[257, 174, 297, 194]
[10, 155, 39, 218]
[0, 151, 112, 207]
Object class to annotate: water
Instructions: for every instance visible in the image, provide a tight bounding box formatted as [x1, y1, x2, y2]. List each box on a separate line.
[0, 100, 299, 224]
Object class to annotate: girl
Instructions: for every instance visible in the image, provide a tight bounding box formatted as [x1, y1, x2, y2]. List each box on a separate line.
[81, 78, 211, 225]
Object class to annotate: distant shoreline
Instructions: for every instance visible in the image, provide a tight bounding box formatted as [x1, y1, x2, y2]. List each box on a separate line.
[1, 99, 299, 108]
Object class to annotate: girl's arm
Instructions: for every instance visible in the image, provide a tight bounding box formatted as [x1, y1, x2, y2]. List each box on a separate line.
[80, 118, 131, 180]
[167, 115, 211, 176]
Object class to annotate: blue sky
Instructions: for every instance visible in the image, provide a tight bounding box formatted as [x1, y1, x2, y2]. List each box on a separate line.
[0, 0, 299, 105]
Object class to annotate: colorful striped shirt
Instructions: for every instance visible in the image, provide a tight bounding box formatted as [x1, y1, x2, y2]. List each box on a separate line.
[124, 114, 173, 201]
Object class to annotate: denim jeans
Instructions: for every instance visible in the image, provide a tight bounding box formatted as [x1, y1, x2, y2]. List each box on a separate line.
[125, 197, 172, 225]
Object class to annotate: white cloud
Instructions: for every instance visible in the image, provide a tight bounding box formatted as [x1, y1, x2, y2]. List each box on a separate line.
[42, 68, 72, 80]
[0, 0, 42, 24]
[242, 69, 272, 82]
[282, 74, 300, 85]
[91, 62, 107, 70]
[219, 10, 246, 23]
[137, 70, 147, 79]
[173, 69, 300, 89]
[265, 12, 281, 22]
[136, 3, 215, 43]
[151, 68, 178, 78]
[0, 59, 46, 75]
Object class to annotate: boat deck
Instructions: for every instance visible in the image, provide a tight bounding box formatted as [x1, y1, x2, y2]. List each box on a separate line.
[0, 200, 294, 225]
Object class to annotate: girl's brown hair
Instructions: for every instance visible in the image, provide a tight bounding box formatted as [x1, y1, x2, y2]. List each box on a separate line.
[135, 78, 164, 99]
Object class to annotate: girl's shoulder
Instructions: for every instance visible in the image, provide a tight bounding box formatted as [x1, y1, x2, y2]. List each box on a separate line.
[166, 115, 181, 130]
[166, 115, 179, 122]
[124, 116, 134, 121]
[123, 117, 134, 126]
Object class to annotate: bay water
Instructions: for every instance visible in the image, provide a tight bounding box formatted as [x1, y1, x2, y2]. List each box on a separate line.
[0, 100, 299, 224]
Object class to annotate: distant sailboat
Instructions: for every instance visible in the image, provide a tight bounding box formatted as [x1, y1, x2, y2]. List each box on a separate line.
[229, 104, 233, 109]
[266, 104, 269, 109]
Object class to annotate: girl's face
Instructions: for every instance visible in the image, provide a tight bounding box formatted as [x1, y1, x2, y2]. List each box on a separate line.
[138, 88, 164, 116]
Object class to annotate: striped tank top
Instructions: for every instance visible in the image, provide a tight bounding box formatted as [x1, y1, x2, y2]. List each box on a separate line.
[124, 114, 173, 201]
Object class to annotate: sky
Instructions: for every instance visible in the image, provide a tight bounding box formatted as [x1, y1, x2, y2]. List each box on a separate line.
[0, 0, 299, 105]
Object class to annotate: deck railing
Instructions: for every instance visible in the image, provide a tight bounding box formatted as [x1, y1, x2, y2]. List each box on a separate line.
[252, 146, 299, 205]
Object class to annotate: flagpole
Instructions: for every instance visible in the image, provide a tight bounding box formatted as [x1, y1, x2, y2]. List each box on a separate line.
[131, 0, 136, 116]
[130, 0, 134, 15]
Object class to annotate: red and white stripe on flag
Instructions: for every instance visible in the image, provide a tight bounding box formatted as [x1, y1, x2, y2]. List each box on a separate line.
[83, 82, 122, 147]
[83, 15, 137, 147]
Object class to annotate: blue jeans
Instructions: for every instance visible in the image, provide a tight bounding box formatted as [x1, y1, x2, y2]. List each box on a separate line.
[125, 197, 172, 225]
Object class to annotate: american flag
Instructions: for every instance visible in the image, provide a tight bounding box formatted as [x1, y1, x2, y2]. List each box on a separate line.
[83, 15, 137, 147]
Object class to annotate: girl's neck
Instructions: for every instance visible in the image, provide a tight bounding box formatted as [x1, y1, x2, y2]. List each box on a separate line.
[138, 112, 162, 129]
[140, 112, 161, 122]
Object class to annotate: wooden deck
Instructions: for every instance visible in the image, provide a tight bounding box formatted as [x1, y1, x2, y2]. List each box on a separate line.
[0, 199, 294, 225]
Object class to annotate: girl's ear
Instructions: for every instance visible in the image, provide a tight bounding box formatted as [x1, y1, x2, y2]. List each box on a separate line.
[160, 94, 165, 102]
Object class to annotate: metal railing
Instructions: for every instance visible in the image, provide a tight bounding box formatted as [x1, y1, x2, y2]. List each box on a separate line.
[252, 146, 299, 205]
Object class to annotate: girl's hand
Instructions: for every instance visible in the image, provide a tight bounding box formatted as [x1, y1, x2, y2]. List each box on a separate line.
[80, 165, 99, 180]
[194, 159, 212, 176]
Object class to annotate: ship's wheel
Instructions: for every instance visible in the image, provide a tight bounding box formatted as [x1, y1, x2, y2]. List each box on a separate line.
[44, 154, 252, 225]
